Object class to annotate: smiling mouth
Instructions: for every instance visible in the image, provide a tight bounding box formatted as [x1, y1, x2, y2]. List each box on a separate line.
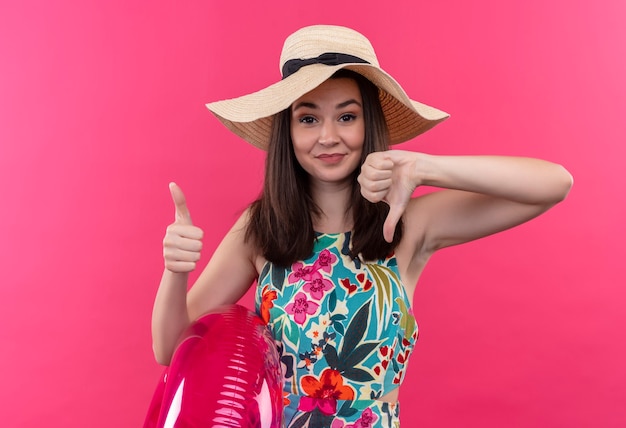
[317, 154, 344, 159]
[317, 154, 345, 163]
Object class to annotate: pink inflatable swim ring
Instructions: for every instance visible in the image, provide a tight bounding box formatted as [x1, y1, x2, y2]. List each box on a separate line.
[144, 304, 283, 428]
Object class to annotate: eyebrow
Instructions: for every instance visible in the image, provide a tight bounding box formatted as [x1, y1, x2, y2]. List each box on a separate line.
[292, 98, 362, 112]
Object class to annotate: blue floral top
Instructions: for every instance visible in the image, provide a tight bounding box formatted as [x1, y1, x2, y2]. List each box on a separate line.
[255, 232, 418, 427]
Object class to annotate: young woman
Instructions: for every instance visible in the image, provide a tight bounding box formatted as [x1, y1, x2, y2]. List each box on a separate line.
[151, 25, 573, 427]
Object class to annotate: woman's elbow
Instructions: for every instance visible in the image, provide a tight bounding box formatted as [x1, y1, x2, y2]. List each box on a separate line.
[551, 164, 574, 203]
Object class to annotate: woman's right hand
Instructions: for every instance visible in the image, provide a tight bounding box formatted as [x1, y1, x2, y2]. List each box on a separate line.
[163, 182, 204, 273]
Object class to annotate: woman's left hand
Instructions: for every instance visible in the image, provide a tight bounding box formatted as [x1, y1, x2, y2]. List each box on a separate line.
[358, 150, 422, 243]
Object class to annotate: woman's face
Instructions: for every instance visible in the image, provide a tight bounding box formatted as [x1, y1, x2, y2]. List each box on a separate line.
[290, 77, 365, 186]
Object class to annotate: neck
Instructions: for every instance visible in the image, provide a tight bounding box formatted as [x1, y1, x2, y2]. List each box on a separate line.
[310, 179, 354, 233]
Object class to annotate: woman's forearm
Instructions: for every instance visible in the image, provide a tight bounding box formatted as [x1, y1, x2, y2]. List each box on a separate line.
[415, 154, 573, 204]
[151, 269, 191, 365]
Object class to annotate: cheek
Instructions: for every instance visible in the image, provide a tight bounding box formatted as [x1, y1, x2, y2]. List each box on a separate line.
[349, 120, 365, 144]
[292, 149, 306, 167]
[290, 139, 308, 161]
[290, 140, 311, 171]
[348, 127, 365, 151]
[290, 127, 313, 150]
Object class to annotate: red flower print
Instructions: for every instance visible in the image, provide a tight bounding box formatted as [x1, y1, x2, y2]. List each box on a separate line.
[260, 285, 277, 324]
[393, 370, 404, 384]
[340, 278, 357, 294]
[379, 345, 389, 357]
[285, 292, 319, 325]
[303, 272, 334, 300]
[356, 273, 373, 291]
[298, 368, 355, 415]
[313, 249, 337, 273]
[288, 262, 315, 283]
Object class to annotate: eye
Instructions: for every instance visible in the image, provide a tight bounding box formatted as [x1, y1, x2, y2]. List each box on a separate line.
[298, 115, 317, 124]
[339, 113, 357, 122]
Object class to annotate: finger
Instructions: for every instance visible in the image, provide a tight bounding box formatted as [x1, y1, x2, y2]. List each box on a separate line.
[166, 223, 204, 241]
[358, 172, 392, 203]
[360, 168, 392, 183]
[163, 234, 203, 253]
[368, 161, 394, 174]
[365, 150, 395, 165]
[383, 204, 404, 243]
[163, 247, 202, 263]
[360, 188, 389, 204]
[169, 182, 193, 225]
[381, 149, 407, 164]
[362, 177, 392, 193]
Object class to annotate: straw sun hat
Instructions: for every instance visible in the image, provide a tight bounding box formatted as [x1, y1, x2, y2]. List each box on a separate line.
[205, 25, 449, 150]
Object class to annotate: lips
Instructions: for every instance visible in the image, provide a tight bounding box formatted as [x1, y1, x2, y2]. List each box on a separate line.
[317, 153, 345, 163]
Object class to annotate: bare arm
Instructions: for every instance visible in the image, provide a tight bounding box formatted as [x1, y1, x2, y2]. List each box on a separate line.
[151, 183, 258, 365]
[410, 154, 573, 252]
[358, 151, 573, 262]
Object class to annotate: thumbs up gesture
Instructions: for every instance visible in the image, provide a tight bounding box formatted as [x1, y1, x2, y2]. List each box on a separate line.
[358, 150, 421, 243]
[163, 183, 204, 273]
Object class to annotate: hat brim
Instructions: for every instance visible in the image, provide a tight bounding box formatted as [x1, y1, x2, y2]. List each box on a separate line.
[206, 63, 449, 150]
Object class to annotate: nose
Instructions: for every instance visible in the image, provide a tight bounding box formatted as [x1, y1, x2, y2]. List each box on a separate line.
[318, 121, 340, 146]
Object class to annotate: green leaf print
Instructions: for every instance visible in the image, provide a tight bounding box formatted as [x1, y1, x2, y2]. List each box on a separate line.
[289, 412, 311, 428]
[341, 342, 378, 370]
[260, 263, 287, 292]
[365, 264, 399, 335]
[284, 318, 300, 348]
[272, 319, 283, 343]
[328, 289, 337, 312]
[310, 409, 334, 428]
[337, 400, 358, 417]
[395, 296, 417, 340]
[315, 233, 339, 250]
[340, 300, 370, 358]
[324, 344, 339, 370]
[330, 314, 347, 322]
[341, 367, 374, 382]
[333, 301, 378, 382]
[259, 263, 270, 283]
[333, 322, 345, 336]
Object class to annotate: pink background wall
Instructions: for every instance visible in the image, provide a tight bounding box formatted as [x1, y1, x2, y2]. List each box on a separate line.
[1, 1, 624, 426]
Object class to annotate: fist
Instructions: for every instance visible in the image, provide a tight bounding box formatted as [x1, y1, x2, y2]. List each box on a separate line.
[162, 182, 204, 273]
[358, 150, 420, 243]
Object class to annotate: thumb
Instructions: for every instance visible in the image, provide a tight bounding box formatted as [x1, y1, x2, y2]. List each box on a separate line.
[383, 204, 403, 243]
[169, 182, 193, 225]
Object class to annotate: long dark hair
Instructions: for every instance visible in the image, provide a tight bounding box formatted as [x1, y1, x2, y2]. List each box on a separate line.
[245, 69, 403, 266]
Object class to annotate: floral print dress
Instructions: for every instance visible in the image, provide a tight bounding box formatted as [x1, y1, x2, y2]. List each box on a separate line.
[255, 232, 418, 428]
